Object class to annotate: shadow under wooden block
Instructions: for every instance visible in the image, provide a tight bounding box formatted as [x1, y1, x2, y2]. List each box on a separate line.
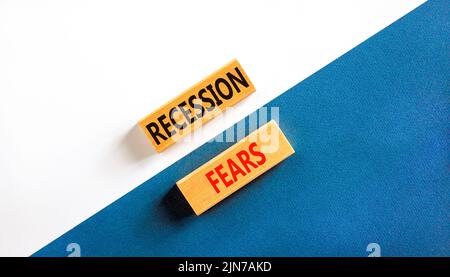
[122, 124, 156, 162]
[161, 185, 195, 220]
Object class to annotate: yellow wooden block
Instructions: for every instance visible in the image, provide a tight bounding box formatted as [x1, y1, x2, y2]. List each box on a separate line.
[176, 120, 295, 215]
[138, 59, 256, 153]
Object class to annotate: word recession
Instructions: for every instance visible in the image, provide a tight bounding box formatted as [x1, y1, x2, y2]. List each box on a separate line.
[138, 59, 255, 152]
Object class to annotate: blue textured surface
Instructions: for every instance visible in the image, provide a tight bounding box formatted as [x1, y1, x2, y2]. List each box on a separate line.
[34, 0, 449, 256]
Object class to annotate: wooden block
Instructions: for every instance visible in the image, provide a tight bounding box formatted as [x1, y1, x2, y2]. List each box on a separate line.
[176, 120, 295, 215]
[138, 59, 256, 153]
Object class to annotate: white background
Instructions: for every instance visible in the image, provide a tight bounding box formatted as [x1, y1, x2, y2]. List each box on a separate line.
[0, 0, 425, 256]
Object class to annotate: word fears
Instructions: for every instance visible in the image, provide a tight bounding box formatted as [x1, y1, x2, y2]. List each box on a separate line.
[176, 120, 295, 215]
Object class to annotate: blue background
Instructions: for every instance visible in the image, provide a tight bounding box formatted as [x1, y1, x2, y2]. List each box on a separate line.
[35, 0, 449, 256]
